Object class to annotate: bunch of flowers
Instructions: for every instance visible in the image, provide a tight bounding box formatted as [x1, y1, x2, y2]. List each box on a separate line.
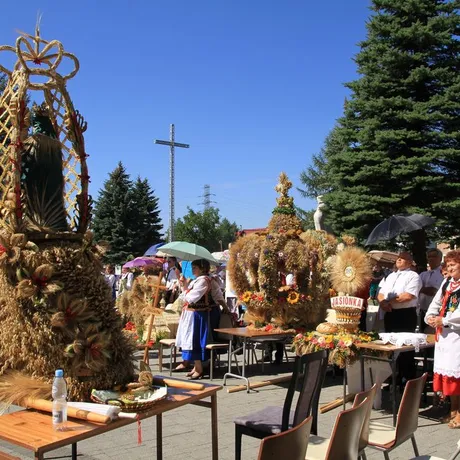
[448, 294, 459, 313]
[293, 330, 378, 368]
[239, 288, 312, 308]
[123, 322, 168, 348]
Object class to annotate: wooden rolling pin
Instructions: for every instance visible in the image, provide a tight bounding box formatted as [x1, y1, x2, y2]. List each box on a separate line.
[319, 394, 355, 414]
[227, 375, 291, 394]
[151, 376, 205, 391]
[24, 398, 111, 424]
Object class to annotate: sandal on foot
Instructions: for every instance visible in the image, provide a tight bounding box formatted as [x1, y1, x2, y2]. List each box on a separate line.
[188, 372, 203, 380]
[440, 414, 455, 424]
[172, 365, 189, 372]
[448, 419, 460, 429]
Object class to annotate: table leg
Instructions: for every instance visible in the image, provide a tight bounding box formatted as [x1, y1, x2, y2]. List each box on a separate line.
[242, 338, 246, 378]
[422, 350, 428, 404]
[211, 394, 219, 460]
[71, 443, 77, 460]
[343, 367, 347, 410]
[228, 338, 232, 374]
[391, 356, 397, 427]
[159, 343, 163, 372]
[157, 413, 163, 460]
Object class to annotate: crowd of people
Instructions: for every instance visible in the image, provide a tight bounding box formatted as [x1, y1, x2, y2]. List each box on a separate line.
[103, 257, 231, 379]
[371, 248, 460, 428]
[102, 247, 460, 416]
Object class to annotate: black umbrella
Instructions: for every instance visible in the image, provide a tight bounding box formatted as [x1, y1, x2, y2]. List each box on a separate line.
[365, 214, 435, 246]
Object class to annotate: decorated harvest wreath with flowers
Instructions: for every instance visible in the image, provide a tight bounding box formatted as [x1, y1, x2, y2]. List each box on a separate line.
[0, 30, 135, 401]
[228, 173, 338, 330]
[293, 243, 377, 365]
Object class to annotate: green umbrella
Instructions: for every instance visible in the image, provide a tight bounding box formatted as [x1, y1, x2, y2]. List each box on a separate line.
[160, 241, 219, 265]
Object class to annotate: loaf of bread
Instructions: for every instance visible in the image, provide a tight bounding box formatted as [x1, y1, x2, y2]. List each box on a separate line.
[316, 322, 338, 334]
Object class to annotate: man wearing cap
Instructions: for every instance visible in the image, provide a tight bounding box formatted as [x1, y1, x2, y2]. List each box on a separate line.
[378, 251, 422, 382]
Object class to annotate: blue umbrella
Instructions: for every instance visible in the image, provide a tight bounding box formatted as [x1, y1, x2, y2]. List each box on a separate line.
[144, 242, 165, 256]
[181, 260, 195, 280]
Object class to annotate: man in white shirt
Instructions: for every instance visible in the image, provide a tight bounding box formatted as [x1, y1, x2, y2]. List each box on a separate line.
[378, 251, 421, 381]
[418, 249, 443, 331]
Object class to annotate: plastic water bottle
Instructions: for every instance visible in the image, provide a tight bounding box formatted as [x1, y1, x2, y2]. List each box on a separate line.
[52, 369, 67, 431]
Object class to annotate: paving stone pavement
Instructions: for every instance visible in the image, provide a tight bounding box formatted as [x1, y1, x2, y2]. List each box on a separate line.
[0, 349, 458, 460]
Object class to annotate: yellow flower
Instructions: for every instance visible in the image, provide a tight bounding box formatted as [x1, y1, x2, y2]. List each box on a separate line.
[241, 291, 251, 303]
[287, 291, 300, 304]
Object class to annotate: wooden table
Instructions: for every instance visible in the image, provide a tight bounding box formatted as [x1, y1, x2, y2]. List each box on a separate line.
[356, 335, 435, 426]
[0, 377, 221, 460]
[214, 327, 294, 392]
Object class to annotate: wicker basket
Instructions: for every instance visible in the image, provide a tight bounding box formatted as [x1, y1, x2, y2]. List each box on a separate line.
[332, 305, 361, 333]
[90, 386, 168, 413]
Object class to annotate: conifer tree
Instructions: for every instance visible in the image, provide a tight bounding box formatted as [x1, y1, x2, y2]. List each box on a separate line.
[92, 162, 138, 265]
[130, 176, 163, 255]
[300, 0, 460, 246]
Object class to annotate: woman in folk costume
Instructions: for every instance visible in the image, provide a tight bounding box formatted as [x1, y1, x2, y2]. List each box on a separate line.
[175, 259, 227, 380]
[426, 250, 460, 428]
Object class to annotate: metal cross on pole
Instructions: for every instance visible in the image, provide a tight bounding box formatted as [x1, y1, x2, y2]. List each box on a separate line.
[154, 124, 190, 242]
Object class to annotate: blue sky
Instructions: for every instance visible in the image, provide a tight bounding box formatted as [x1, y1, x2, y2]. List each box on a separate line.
[0, 1, 371, 232]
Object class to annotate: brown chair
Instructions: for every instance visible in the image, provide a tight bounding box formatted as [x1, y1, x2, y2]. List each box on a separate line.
[306, 397, 369, 460]
[257, 416, 312, 460]
[306, 384, 377, 460]
[354, 384, 378, 460]
[206, 342, 230, 380]
[367, 373, 427, 459]
[234, 350, 329, 460]
[158, 338, 177, 376]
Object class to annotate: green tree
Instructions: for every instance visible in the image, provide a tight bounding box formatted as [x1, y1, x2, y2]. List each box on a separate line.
[130, 176, 163, 255]
[174, 207, 239, 252]
[92, 162, 138, 265]
[300, 0, 460, 251]
[216, 217, 240, 251]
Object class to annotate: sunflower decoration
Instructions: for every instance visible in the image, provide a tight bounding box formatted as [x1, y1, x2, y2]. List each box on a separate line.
[329, 247, 371, 296]
[287, 290, 300, 305]
[241, 291, 252, 303]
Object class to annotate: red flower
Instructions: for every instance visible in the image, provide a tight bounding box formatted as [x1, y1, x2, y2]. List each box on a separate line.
[264, 324, 274, 332]
[32, 275, 48, 288]
[0, 244, 6, 255]
[90, 343, 101, 358]
[65, 306, 77, 319]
